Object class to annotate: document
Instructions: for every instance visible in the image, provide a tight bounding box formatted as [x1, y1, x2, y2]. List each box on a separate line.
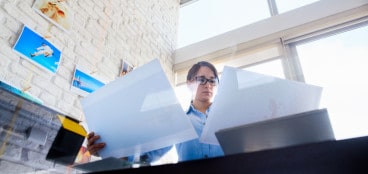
[200, 66, 323, 145]
[81, 59, 198, 158]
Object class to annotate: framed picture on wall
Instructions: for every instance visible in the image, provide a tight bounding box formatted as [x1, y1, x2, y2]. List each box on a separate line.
[70, 66, 105, 97]
[32, 0, 73, 32]
[120, 59, 134, 77]
[12, 25, 62, 74]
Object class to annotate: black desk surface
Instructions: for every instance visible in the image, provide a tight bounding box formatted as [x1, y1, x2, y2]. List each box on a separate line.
[90, 136, 368, 174]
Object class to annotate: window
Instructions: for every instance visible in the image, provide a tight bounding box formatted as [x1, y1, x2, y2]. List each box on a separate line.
[275, 0, 319, 14]
[177, 0, 322, 48]
[177, 0, 270, 48]
[244, 59, 285, 79]
[295, 25, 368, 140]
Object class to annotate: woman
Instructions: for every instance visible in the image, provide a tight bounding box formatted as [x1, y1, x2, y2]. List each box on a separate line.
[87, 61, 224, 163]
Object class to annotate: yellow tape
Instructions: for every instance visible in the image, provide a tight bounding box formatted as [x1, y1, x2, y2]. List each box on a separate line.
[0, 100, 23, 157]
[58, 115, 87, 137]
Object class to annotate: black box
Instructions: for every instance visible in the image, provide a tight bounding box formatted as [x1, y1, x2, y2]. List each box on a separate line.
[46, 115, 87, 165]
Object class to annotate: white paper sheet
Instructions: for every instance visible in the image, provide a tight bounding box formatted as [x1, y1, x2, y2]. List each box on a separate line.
[200, 66, 323, 145]
[81, 59, 198, 158]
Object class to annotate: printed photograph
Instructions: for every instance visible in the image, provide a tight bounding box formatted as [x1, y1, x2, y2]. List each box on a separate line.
[71, 66, 105, 97]
[120, 59, 134, 77]
[0, 80, 43, 104]
[12, 25, 61, 74]
[32, 0, 73, 32]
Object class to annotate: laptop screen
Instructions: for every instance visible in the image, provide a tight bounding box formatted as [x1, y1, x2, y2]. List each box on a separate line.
[215, 108, 335, 155]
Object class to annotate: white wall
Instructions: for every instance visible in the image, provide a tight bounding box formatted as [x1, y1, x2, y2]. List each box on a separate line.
[0, 0, 180, 120]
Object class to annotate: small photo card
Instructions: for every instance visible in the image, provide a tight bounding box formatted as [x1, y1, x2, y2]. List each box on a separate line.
[71, 66, 105, 97]
[120, 59, 134, 77]
[13, 25, 62, 74]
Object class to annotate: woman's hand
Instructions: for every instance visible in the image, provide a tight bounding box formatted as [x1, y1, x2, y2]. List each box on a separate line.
[87, 132, 106, 156]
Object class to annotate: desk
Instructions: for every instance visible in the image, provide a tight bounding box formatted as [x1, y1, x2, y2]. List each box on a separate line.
[90, 136, 368, 174]
[2, 83, 367, 173]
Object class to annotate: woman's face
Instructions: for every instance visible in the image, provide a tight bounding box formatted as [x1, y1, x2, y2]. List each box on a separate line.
[188, 66, 218, 103]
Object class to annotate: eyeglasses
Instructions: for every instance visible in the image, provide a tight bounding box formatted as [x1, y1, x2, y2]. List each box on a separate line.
[194, 76, 219, 86]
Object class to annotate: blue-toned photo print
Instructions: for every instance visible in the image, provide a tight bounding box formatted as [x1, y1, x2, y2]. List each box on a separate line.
[71, 66, 105, 97]
[12, 25, 61, 74]
[0, 81, 43, 105]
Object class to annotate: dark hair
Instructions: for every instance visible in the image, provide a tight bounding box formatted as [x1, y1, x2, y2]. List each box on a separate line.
[186, 61, 219, 81]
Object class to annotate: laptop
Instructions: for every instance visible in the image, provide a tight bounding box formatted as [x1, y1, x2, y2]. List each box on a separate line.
[215, 108, 335, 155]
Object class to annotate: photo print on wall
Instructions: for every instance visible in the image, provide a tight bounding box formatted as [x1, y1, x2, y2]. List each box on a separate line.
[71, 65, 106, 97]
[12, 25, 62, 74]
[120, 59, 134, 77]
[32, 0, 73, 32]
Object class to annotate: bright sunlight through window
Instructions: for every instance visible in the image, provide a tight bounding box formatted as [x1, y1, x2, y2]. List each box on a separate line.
[296, 25, 368, 140]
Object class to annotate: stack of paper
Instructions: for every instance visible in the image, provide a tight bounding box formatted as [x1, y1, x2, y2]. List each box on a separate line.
[81, 59, 197, 158]
[200, 66, 323, 145]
